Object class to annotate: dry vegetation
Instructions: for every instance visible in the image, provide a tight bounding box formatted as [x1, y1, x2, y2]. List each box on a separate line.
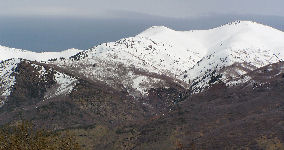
[0, 121, 81, 150]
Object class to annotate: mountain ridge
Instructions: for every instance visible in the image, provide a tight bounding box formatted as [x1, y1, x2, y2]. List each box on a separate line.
[0, 46, 82, 62]
[1, 20, 284, 99]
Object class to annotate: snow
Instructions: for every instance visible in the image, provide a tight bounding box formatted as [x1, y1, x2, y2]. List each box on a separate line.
[30, 64, 49, 79]
[132, 76, 151, 95]
[0, 59, 20, 105]
[174, 21, 284, 92]
[88, 21, 284, 80]
[226, 76, 252, 86]
[44, 71, 78, 99]
[128, 72, 163, 96]
[0, 46, 82, 62]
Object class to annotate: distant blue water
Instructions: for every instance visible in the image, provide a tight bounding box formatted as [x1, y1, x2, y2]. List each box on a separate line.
[0, 17, 149, 52]
[0, 15, 283, 52]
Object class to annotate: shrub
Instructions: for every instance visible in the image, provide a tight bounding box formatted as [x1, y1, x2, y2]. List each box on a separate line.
[0, 121, 81, 150]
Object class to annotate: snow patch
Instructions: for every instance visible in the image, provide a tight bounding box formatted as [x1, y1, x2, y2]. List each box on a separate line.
[45, 72, 78, 99]
[226, 76, 252, 86]
[0, 59, 20, 105]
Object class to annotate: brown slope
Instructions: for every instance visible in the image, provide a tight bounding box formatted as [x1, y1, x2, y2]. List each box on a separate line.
[115, 62, 284, 150]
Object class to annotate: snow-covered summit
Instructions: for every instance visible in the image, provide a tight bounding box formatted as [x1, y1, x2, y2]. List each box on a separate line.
[174, 21, 284, 93]
[138, 26, 175, 37]
[139, 20, 284, 54]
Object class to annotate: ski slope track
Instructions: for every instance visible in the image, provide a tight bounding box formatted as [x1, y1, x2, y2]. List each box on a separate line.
[1, 20, 284, 101]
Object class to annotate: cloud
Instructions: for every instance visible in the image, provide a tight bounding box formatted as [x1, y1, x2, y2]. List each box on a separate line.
[0, 0, 283, 18]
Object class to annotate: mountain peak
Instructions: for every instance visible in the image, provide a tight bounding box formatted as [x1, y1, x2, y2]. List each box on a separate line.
[137, 26, 174, 37]
[227, 20, 256, 25]
[214, 20, 280, 32]
[220, 20, 266, 27]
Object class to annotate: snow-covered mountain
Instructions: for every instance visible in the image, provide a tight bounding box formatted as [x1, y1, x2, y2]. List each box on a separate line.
[1, 20, 284, 103]
[50, 21, 284, 94]
[1, 20, 284, 149]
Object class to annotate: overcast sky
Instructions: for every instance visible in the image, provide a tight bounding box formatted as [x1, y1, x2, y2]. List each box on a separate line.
[0, 0, 284, 18]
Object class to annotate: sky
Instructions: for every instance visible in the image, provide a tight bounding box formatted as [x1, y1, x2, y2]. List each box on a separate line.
[0, 0, 284, 18]
[0, 0, 284, 52]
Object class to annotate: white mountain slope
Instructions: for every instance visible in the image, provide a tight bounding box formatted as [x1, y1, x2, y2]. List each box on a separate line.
[1, 20, 284, 98]
[0, 45, 82, 62]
